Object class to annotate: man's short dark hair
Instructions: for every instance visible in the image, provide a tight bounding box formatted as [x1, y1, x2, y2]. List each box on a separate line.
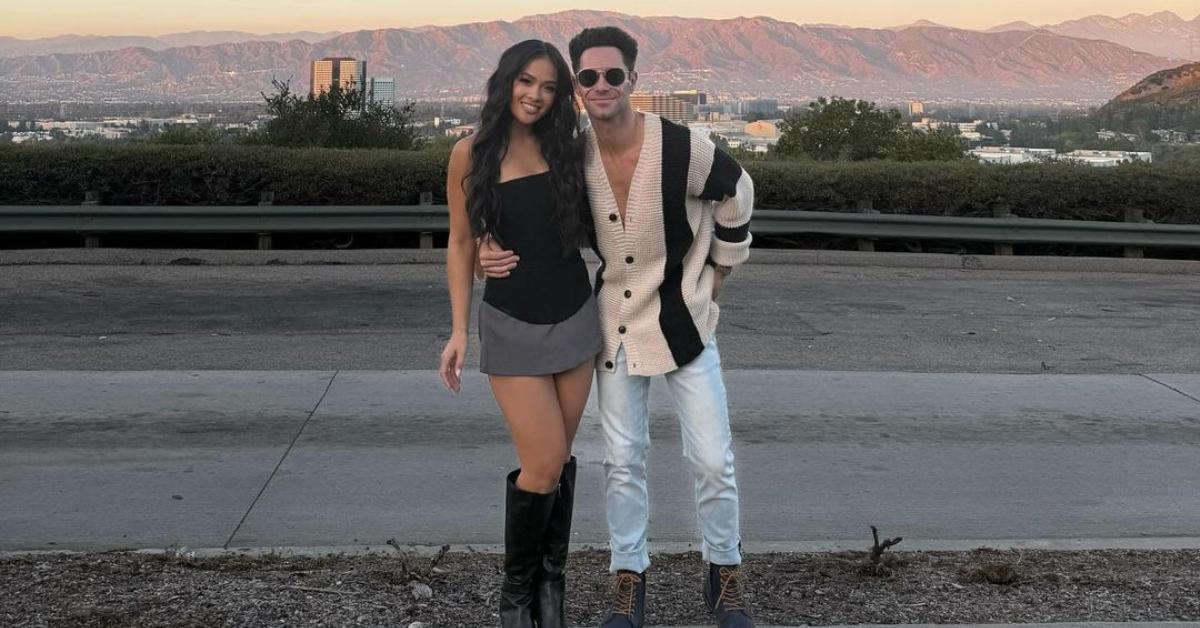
[568, 26, 638, 72]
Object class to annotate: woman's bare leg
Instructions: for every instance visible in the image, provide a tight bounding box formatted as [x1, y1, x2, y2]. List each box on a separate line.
[553, 359, 595, 462]
[490, 374, 569, 493]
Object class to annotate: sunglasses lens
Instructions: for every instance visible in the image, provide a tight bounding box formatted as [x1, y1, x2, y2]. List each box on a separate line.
[577, 70, 599, 87]
[605, 69, 626, 86]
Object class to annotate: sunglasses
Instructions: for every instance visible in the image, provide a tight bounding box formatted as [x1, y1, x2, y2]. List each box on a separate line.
[576, 67, 628, 88]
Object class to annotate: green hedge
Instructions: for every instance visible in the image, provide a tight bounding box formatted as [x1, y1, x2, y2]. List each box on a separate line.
[2, 143, 1198, 224]
[749, 160, 1200, 223]
[0, 143, 451, 206]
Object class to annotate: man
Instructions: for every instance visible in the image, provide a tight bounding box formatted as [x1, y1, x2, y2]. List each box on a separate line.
[479, 26, 755, 628]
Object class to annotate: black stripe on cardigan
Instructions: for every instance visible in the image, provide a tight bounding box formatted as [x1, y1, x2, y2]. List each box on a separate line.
[586, 222, 606, 296]
[714, 221, 750, 243]
[657, 117, 705, 369]
[699, 146, 742, 202]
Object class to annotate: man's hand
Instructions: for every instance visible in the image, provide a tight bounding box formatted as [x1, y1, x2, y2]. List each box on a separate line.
[711, 265, 731, 301]
[711, 272, 726, 301]
[478, 236, 519, 279]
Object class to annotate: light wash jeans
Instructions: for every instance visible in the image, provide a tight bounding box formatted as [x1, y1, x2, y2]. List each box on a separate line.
[596, 336, 741, 573]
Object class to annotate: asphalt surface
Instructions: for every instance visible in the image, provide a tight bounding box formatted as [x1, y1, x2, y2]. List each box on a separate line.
[3, 368, 1199, 551]
[2, 260, 1199, 373]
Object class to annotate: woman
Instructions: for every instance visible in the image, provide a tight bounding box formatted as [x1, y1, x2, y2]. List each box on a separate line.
[438, 39, 600, 628]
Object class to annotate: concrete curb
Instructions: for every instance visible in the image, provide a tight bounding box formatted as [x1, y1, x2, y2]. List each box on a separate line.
[3, 248, 1200, 274]
[6, 537, 1200, 559]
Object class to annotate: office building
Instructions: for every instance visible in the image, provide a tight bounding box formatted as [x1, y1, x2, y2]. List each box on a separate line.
[671, 90, 708, 106]
[310, 58, 368, 101]
[369, 77, 396, 108]
[630, 93, 695, 122]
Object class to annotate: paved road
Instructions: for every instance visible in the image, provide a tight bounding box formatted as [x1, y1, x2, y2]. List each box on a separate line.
[3, 369, 1199, 551]
[2, 262, 1199, 372]
[2, 259, 1199, 552]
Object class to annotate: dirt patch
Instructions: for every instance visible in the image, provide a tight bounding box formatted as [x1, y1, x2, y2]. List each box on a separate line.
[3, 548, 1199, 626]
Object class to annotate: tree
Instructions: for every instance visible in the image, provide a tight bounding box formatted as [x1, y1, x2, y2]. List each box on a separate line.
[776, 96, 965, 161]
[776, 97, 901, 160]
[888, 129, 967, 161]
[745, 110, 782, 122]
[979, 125, 1007, 146]
[248, 78, 419, 149]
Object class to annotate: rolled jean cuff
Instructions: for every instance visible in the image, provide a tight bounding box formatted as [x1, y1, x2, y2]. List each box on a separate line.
[702, 539, 742, 566]
[608, 543, 651, 573]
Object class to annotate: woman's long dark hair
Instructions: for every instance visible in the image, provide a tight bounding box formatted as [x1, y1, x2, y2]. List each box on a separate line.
[466, 40, 588, 252]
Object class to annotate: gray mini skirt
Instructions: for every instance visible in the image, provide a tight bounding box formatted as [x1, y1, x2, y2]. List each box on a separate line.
[478, 295, 603, 376]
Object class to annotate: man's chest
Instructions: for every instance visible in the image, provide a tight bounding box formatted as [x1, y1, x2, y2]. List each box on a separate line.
[598, 152, 639, 222]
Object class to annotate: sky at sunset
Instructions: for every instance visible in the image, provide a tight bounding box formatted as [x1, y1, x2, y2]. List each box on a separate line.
[6, 0, 1200, 38]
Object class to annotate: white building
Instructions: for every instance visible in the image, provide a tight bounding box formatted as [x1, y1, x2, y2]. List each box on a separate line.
[445, 123, 478, 138]
[970, 147, 1152, 166]
[1063, 150, 1152, 167]
[913, 119, 985, 136]
[685, 121, 746, 136]
[969, 146, 1057, 164]
[10, 132, 53, 144]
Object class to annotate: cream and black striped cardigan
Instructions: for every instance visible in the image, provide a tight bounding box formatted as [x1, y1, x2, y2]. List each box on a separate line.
[583, 112, 754, 377]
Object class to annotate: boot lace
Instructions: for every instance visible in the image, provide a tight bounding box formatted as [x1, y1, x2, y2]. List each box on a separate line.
[716, 566, 747, 612]
[610, 571, 641, 615]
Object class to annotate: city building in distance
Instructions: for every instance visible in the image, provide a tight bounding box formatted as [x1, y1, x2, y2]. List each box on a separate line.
[671, 90, 707, 106]
[369, 77, 396, 109]
[630, 93, 698, 123]
[310, 58, 367, 101]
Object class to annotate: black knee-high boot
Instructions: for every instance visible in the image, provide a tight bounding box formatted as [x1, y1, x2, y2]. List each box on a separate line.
[537, 456, 576, 628]
[501, 469, 557, 628]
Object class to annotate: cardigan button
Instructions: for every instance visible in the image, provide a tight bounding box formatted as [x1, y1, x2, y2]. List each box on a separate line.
[625, 256, 634, 264]
[605, 361, 614, 369]
[624, 290, 632, 298]
[609, 213, 618, 222]
[618, 325, 627, 334]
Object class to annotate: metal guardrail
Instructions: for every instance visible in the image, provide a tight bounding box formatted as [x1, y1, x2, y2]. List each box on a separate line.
[3, 205, 1200, 253]
[0, 205, 451, 249]
[0, 205, 449, 233]
[751, 210, 1200, 249]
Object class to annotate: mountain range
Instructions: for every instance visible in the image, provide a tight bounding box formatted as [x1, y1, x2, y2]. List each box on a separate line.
[0, 10, 1194, 102]
[984, 11, 1199, 61]
[0, 31, 342, 57]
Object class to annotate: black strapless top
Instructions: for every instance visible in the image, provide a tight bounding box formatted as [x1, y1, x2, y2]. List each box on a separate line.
[482, 172, 592, 324]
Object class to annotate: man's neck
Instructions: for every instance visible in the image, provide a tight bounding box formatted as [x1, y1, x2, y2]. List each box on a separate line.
[592, 107, 642, 153]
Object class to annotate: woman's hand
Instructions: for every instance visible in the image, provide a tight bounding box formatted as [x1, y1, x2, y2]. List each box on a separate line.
[439, 333, 468, 393]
